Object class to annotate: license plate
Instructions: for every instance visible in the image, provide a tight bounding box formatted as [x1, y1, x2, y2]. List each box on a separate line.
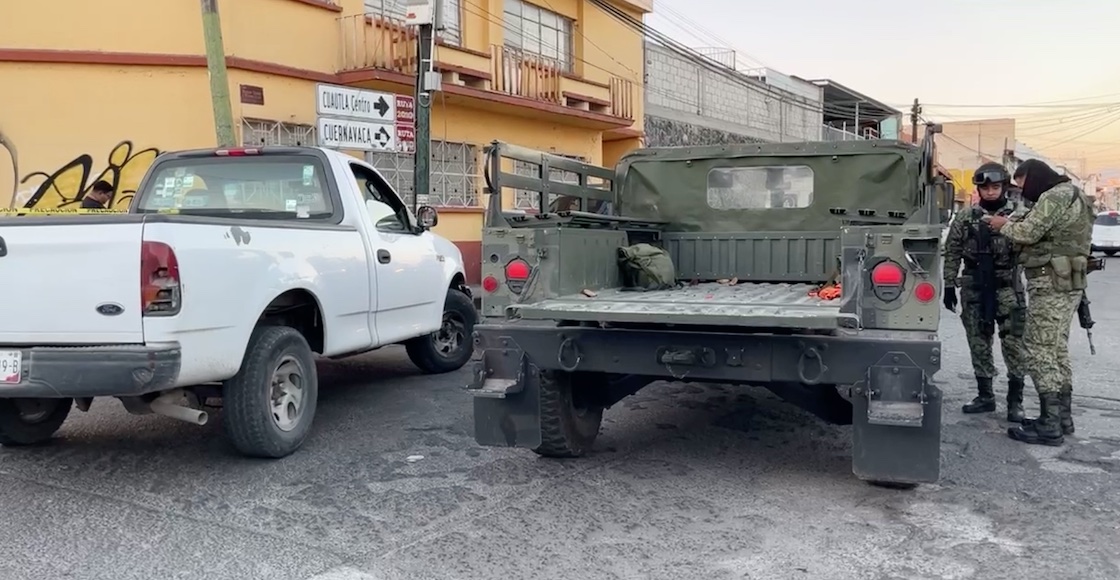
[0, 350, 22, 384]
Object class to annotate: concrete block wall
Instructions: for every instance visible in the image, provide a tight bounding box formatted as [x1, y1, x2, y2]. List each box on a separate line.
[644, 41, 822, 145]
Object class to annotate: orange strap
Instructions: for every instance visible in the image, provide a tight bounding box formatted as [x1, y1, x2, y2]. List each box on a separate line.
[809, 284, 842, 300]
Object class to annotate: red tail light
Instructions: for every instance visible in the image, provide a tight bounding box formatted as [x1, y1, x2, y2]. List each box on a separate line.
[504, 258, 531, 293]
[141, 241, 181, 316]
[214, 148, 260, 156]
[482, 275, 499, 293]
[914, 281, 937, 303]
[869, 260, 905, 301]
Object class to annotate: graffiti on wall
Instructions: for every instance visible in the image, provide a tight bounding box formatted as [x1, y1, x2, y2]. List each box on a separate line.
[0, 130, 160, 210]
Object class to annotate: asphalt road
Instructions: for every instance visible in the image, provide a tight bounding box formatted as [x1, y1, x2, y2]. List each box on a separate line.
[3, 270, 1120, 580]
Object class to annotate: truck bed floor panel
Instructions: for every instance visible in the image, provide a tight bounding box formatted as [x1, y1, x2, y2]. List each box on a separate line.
[513, 282, 851, 329]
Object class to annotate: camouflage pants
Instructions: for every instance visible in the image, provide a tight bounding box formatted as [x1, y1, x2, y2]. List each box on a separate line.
[1023, 275, 1082, 395]
[960, 286, 1027, 379]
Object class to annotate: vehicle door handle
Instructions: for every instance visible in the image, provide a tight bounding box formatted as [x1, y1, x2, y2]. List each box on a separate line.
[0, 235, 7, 257]
[377, 249, 391, 264]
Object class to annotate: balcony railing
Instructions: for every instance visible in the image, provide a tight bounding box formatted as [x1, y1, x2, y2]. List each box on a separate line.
[822, 125, 865, 142]
[338, 13, 415, 73]
[609, 77, 636, 120]
[490, 45, 562, 105]
[337, 17, 636, 121]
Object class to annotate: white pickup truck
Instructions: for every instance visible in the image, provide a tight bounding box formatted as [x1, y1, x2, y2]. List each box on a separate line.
[0, 146, 476, 458]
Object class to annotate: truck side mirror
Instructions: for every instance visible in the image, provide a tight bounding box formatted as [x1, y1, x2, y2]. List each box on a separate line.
[416, 205, 439, 229]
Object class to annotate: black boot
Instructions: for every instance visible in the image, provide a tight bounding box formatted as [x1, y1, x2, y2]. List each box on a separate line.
[1021, 385, 1075, 435]
[1006, 376, 1025, 423]
[1008, 392, 1064, 446]
[1059, 386, 1074, 435]
[962, 376, 996, 414]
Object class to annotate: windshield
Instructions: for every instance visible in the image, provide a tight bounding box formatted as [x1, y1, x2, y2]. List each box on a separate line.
[134, 155, 333, 219]
[1095, 214, 1119, 226]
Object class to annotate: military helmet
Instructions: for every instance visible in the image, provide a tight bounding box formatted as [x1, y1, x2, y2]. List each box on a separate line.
[973, 162, 1009, 186]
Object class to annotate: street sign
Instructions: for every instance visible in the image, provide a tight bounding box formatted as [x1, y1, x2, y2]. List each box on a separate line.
[317, 118, 395, 151]
[316, 84, 395, 123]
[394, 95, 416, 153]
[394, 95, 415, 125]
[396, 125, 416, 153]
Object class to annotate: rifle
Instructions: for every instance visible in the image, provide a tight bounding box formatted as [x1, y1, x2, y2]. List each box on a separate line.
[1079, 255, 1105, 354]
[971, 208, 998, 336]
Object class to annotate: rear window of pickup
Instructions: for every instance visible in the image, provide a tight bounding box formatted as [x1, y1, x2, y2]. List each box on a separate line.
[134, 155, 334, 220]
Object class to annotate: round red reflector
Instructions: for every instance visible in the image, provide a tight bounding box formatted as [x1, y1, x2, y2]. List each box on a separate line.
[914, 281, 936, 303]
[482, 276, 499, 293]
[870, 262, 904, 285]
[505, 260, 530, 280]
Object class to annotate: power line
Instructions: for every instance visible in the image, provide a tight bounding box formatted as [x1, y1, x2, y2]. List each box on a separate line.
[648, 0, 769, 70]
[460, 0, 861, 124]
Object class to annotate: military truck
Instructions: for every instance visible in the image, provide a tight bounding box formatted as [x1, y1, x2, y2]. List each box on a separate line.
[467, 126, 952, 487]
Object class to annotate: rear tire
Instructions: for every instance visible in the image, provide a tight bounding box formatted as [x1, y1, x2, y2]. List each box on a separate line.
[223, 326, 318, 459]
[406, 289, 477, 374]
[1105, 250, 1117, 257]
[0, 398, 72, 446]
[533, 371, 604, 458]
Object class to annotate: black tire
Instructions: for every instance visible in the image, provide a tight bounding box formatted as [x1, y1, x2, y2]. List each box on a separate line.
[223, 325, 318, 459]
[405, 289, 477, 374]
[1105, 250, 1117, 257]
[532, 370, 604, 458]
[0, 398, 72, 446]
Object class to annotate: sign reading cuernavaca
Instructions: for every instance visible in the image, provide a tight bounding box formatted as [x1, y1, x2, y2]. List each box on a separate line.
[315, 83, 415, 153]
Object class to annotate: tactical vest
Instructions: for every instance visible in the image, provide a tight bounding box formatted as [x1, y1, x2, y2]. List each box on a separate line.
[961, 200, 1019, 277]
[1016, 183, 1094, 269]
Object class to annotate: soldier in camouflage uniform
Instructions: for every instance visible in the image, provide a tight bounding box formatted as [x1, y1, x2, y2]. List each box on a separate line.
[942, 162, 1028, 421]
[985, 158, 1094, 446]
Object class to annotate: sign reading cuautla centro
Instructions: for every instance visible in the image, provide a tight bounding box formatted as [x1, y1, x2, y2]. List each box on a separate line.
[315, 83, 415, 153]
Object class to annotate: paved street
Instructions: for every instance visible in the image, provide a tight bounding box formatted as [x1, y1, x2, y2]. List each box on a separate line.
[2, 270, 1120, 580]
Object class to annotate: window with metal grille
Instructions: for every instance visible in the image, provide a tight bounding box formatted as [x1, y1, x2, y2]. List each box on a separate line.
[502, 0, 573, 71]
[240, 118, 316, 147]
[363, 0, 462, 45]
[365, 140, 478, 208]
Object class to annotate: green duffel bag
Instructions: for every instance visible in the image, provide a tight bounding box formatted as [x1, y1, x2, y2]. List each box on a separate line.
[618, 243, 677, 291]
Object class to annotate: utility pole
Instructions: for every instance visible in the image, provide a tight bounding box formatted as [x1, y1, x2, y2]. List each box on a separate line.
[200, 0, 235, 147]
[909, 98, 921, 144]
[406, 0, 440, 211]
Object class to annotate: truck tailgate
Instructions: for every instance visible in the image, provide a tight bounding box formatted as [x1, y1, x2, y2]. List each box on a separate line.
[0, 221, 146, 344]
[512, 282, 853, 329]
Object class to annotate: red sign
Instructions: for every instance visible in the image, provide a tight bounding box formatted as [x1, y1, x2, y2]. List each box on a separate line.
[395, 95, 415, 125]
[396, 124, 415, 153]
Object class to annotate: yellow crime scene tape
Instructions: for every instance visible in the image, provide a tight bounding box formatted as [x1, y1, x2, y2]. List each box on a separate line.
[0, 208, 129, 216]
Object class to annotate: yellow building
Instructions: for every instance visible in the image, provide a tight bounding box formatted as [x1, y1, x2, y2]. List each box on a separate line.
[0, 0, 648, 286]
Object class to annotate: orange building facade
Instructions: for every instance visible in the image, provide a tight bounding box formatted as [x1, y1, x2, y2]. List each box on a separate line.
[0, 0, 649, 286]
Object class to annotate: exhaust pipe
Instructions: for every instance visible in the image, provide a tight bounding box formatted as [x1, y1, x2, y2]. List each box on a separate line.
[150, 392, 208, 425]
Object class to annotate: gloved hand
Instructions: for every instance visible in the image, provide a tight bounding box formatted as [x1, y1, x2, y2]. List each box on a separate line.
[943, 287, 958, 312]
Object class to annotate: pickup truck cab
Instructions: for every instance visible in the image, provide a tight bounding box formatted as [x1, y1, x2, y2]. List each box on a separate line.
[0, 146, 476, 458]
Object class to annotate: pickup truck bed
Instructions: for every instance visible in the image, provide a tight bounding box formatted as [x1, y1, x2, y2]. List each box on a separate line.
[511, 282, 852, 329]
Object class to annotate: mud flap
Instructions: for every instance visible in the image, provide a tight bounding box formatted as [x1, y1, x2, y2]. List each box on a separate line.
[468, 344, 543, 450]
[851, 352, 942, 485]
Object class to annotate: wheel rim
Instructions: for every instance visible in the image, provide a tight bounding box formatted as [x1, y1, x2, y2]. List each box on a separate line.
[269, 356, 306, 432]
[13, 398, 59, 424]
[433, 311, 467, 358]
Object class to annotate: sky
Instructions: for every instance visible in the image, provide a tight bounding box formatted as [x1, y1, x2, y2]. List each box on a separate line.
[645, 0, 1120, 173]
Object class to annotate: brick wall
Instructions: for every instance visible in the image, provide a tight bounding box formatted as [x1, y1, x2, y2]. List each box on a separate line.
[644, 42, 823, 145]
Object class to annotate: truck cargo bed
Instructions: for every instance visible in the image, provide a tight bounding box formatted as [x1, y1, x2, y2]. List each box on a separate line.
[513, 282, 853, 329]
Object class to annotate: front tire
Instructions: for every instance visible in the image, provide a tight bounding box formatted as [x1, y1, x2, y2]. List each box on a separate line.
[1105, 250, 1117, 257]
[0, 398, 72, 446]
[533, 371, 605, 458]
[223, 326, 318, 459]
[406, 289, 477, 374]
